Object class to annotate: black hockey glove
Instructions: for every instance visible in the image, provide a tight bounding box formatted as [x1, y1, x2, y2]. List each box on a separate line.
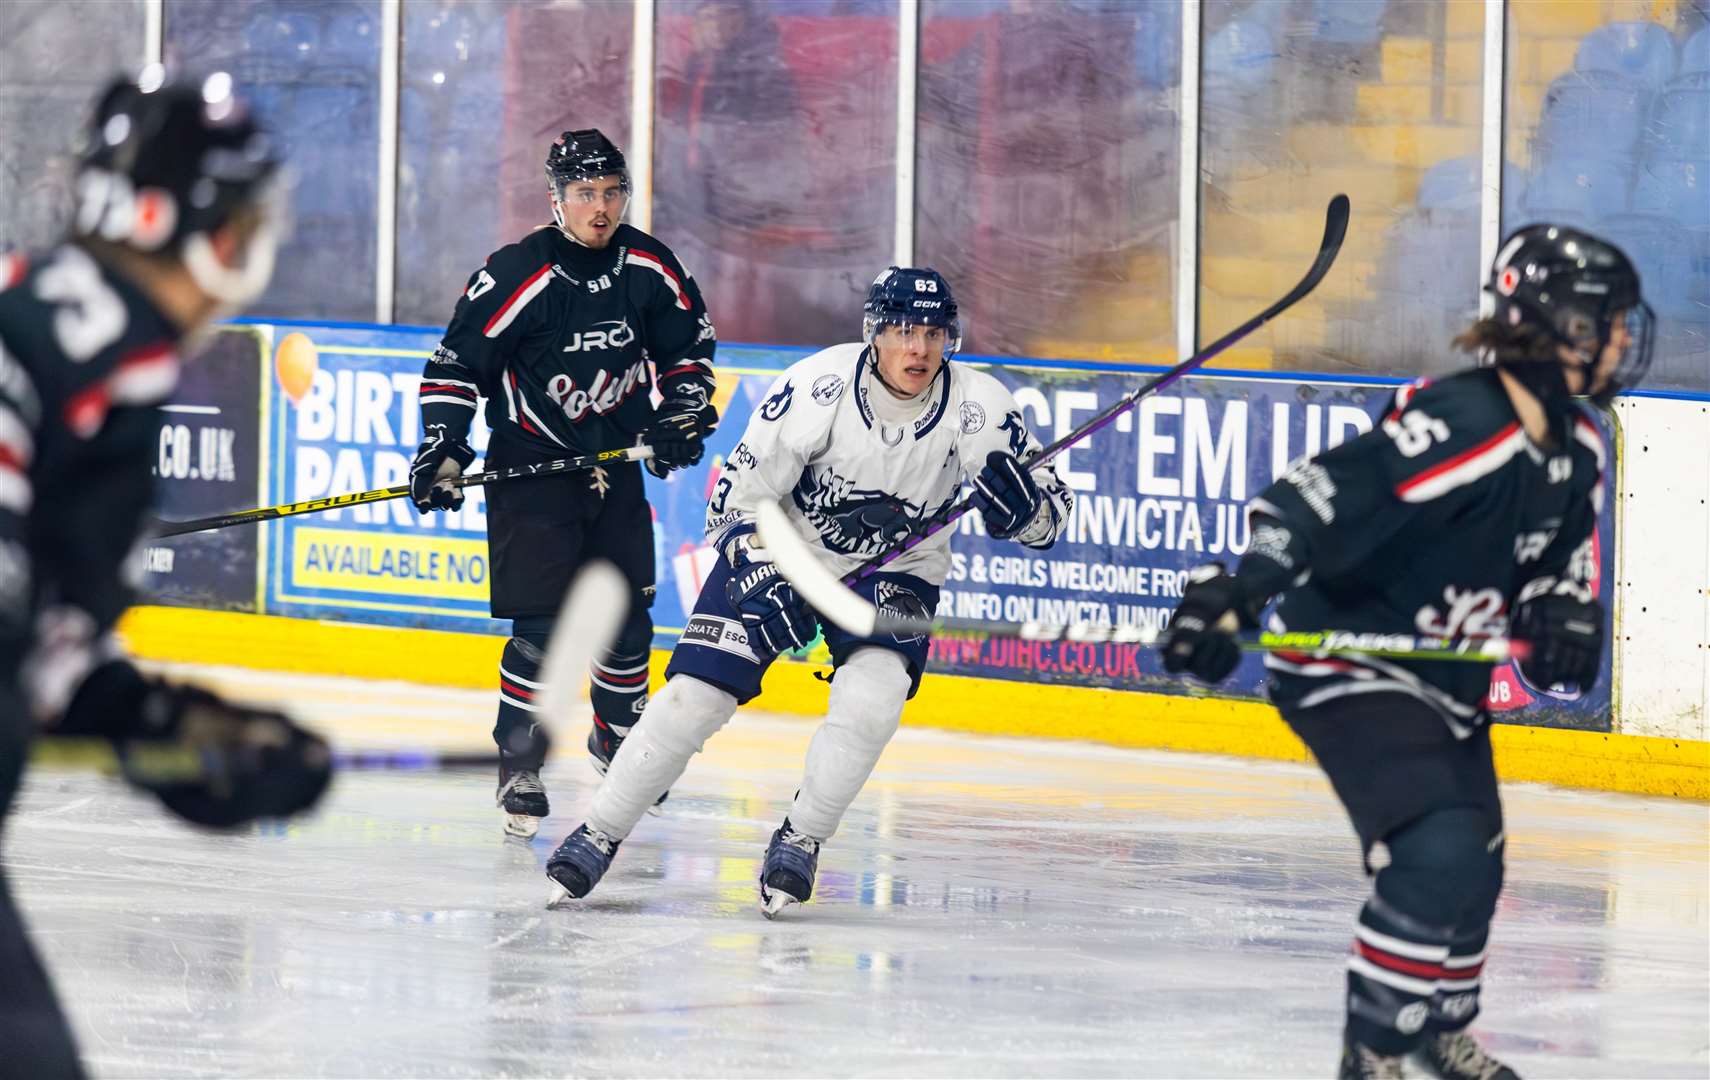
[724, 543, 818, 656]
[970, 450, 1042, 541]
[66, 661, 332, 829]
[410, 422, 476, 512]
[1511, 579, 1604, 691]
[643, 393, 718, 478]
[1159, 563, 1263, 684]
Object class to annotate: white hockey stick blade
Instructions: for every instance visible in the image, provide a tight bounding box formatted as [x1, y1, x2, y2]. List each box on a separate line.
[755, 502, 880, 638]
[533, 560, 631, 741]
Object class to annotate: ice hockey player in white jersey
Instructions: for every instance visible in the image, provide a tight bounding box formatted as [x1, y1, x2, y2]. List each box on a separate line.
[545, 267, 1072, 915]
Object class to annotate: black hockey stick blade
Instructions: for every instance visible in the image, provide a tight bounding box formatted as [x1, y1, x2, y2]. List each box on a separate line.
[843, 194, 1350, 584]
[154, 445, 654, 538]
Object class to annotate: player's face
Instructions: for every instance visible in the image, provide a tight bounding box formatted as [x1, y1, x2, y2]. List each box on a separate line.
[1588, 312, 1631, 396]
[873, 323, 947, 397]
[1563, 313, 1631, 397]
[555, 176, 628, 248]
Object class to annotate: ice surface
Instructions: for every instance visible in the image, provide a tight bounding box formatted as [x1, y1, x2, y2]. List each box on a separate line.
[8, 664, 1707, 1078]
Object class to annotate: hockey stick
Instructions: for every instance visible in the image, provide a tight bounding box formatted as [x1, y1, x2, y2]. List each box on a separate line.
[843, 194, 1351, 586]
[30, 560, 631, 782]
[756, 502, 1521, 665]
[154, 445, 654, 537]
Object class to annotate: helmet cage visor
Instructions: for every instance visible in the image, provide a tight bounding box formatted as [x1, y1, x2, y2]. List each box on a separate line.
[862, 314, 962, 360]
[1605, 301, 1655, 397]
[548, 172, 631, 231]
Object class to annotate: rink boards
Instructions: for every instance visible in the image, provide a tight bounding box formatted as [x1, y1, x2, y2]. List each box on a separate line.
[130, 319, 1710, 800]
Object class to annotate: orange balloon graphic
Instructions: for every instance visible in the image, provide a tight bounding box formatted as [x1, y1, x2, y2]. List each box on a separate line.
[275, 331, 319, 405]
[710, 370, 741, 418]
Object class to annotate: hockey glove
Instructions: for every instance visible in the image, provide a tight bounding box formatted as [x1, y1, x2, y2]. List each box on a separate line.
[643, 393, 718, 478]
[1159, 563, 1262, 684]
[725, 544, 818, 656]
[1511, 579, 1603, 691]
[65, 661, 332, 829]
[410, 423, 476, 512]
[970, 450, 1042, 541]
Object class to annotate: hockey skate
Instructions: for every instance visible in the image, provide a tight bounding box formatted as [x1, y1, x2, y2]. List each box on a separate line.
[1338, 1041, 1406, 1080]
[1410, 1030, 1520, 1080]
[496, 764, 548, 839]
[758, 819, 820, 919]
[545, 824, 621, 903]
[587, 717, 669, 813]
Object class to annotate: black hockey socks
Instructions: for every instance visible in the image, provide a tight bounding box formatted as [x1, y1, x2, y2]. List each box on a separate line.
[1347, 807, 1500, 1055]
[493, 620, 550, 770]
[589, 608, 653, 738]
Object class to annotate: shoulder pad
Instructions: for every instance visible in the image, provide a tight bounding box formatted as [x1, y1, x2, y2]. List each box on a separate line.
[483, 234, 556, 281]
[1387, 370, 1517, 444]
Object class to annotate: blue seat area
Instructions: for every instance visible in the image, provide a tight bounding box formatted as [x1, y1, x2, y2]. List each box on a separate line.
[1533, 71, 1651, 164]
[1645, 89, 1710, 161]
[1681, 25, 1710, 79]
[1414, 156, 1526, 213]
[1309, 0, 1385, 46]
[1575, 21, 1677, 90]
[1373, 208, 1484, 372]
[1598, 214, 1707, 327]
[1520, 155, 1634, 226]
[1632, 157, 1710, 224]
[1203, 4, 1281, 95]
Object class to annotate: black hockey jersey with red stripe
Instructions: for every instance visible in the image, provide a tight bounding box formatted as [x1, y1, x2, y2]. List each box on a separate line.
[420, 223, 715, 457]
[1237, 368, 1606, 732]
[0, 243, 181, 709]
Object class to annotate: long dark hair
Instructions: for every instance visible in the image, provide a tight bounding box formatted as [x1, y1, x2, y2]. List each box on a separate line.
[1452, 318, 1561, 365]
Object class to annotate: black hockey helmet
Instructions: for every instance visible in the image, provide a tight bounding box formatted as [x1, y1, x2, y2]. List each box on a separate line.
[75, 66, 285, 304]
[862, 266, 961, 359]
[546, 129, 629, 190]
[545, 129, 630, 232]
[1485, 224, 1654, 404]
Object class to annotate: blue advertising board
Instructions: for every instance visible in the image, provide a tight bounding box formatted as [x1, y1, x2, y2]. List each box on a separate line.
[186, 320, 1614, 733]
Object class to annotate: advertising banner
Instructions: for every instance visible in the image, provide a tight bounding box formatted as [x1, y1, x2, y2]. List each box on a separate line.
[240, 322, 1615, 732]
[261, 324, 500, 633]
[657, 358, 1616, 733]
[139, 326, 268, 612]
[922, 365, 1618, 732]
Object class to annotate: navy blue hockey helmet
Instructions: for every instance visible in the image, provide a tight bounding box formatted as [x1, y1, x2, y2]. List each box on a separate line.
[1486, 224, 1654, 403]
[862, 266, 961, 359]
[75, 66, 285, 303]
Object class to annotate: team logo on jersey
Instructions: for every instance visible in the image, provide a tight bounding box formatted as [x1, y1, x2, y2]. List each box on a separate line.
[959, 401, 985, 434]
[1414, 586, 1506, 639]
[546, 357, 649, 422]
[811, 373, 845, 405]
[997, 410, 1029, 457]
[793, 468, 935, 555]
[562, 319, 634, 352]
[760, 382, 794, 421]
[875, 581, 930, 645]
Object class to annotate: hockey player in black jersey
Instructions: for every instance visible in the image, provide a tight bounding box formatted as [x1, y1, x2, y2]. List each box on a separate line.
[0, 71, 330, 1079]
[410, 129, 717, 838]
[1160, 225, 1653, 1080]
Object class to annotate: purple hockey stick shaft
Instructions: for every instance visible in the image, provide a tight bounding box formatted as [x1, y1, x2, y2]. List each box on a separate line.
[844, 193, 1351, 586]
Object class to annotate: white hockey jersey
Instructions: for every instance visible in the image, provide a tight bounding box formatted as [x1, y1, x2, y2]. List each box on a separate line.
[707, 342, 1073, 585]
